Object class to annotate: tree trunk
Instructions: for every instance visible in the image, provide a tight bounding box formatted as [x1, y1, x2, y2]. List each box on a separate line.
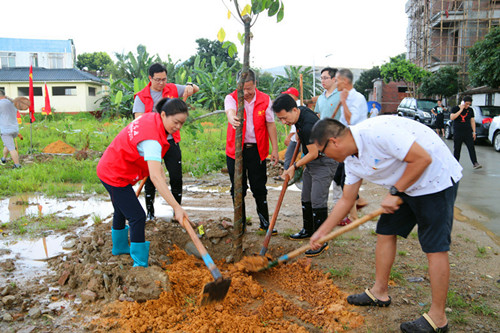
[232, 17, 251, 262]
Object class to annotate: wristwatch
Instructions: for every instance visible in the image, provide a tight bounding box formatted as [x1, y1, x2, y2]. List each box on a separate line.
[389, 186, 403, 197]
[186, 82, 193, 87]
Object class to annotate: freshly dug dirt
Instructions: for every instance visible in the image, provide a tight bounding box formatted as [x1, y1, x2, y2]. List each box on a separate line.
[42, 140, 76, 154]
[91, 246, 363, 332]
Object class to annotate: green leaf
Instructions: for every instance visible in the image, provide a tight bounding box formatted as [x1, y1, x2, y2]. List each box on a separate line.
[217, 28, 226, 42]
[114, 90, 123, 105]
[268, 0, 279, 16]
[222, 41, 232, 49]
[237, 32, 245, 45]
[276, 2, 284, 22]
[228, 44, 237, 58]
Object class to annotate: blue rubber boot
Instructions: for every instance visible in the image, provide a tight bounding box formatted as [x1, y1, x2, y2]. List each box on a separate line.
[111, 225, 130, 255]
[130, 241, 150, 267]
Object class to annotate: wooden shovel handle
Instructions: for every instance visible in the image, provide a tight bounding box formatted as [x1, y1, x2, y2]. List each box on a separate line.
[260, 137, 302, 255]
[281, 207, 385, 262]
[135, 177, 148, 198]
[182, 217, 223, 281]
[331, 102, 341, 120]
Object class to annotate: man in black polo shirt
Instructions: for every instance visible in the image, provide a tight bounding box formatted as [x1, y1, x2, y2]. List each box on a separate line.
[272, 94, 338, 257]
[450, 96, 482, 169]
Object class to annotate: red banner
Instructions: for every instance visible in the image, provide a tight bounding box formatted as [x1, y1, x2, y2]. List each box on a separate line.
[29, 65, 36, 123]
[44, 83, 52, 115]
[17, 110, 22, 124]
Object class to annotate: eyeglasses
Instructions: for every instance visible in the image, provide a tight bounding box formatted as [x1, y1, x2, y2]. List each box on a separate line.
[320, 76, 331, 81]
[152, 78, 167, 83]
[318, 139, 330, 157]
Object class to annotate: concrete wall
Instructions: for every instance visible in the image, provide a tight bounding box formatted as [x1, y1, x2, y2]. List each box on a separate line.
[0, 82, 106, 112]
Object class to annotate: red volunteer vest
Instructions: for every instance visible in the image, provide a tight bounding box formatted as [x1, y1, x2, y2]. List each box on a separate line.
[226, 89, 270, 161]
[97, 112, 170, 187]
[135, 82, 181, 143]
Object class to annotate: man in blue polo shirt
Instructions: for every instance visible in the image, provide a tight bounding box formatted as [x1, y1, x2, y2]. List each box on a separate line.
[315, 67, 340, 120]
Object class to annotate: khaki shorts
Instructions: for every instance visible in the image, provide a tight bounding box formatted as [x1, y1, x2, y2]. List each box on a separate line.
[1, 132, 18, 151]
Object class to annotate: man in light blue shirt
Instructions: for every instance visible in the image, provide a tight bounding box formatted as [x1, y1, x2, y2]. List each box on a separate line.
[315, 67, 341, 120]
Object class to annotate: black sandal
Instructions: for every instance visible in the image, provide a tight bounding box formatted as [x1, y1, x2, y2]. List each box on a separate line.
[347, 288, 391, 307]
[400, 313, 449, 333]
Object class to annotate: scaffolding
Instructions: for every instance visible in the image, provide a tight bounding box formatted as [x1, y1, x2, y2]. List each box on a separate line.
[405, 0, 500, 85]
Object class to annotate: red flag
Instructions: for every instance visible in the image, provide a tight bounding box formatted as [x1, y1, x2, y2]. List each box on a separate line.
[29, 65, 36, 123]
[17, 110, 22, 124]
[44, 83, 52, 115]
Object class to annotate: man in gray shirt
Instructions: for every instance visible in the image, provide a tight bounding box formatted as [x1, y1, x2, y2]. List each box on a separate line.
[0, 90, 21, 169]
[133, 63, 199, 220]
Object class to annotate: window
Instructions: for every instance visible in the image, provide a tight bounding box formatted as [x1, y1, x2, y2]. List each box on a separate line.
[30, 53, 39, 67]
[398, 86, 407, 93]
[48, 53, 64, 69]
[52, 86, 76, 96]
[0, 52, 15, 68]
[88, 87, 96, 96]
[485, 94, 494, 106]
[18, 87, 43, 96]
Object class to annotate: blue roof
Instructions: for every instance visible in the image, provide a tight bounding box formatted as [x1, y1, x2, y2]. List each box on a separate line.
[0, 67, 106, 84]
[0, 38, 73, 53]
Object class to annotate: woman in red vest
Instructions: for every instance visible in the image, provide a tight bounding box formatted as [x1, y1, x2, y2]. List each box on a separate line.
[97, 98, 189, 267]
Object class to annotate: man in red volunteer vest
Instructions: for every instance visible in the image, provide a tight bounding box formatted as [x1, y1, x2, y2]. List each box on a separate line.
[225, 69, 279, 234]
[133, 63, 199, 220]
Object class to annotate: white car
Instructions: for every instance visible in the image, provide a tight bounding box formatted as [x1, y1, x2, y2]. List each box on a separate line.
[488, 115, 500, 152]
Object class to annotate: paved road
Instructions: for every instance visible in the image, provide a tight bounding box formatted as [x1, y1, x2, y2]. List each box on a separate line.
[443, 138, 500, 240]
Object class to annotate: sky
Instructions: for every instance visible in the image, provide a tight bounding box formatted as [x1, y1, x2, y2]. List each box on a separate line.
[3, 0, 408, 70]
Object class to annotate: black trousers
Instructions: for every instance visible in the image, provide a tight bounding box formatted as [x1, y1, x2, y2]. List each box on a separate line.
[145, 138, 183, 204]
[453, 130, 478, 165]
[226, 145, 267, 199]
[101, 180, 145, 243]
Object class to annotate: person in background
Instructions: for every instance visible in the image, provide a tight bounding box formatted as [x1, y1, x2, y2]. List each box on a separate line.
[369, 103, 379, 118]
[450, 96, 482, 169]
[431, 99, 446, 138]
[335, 68, 368, 225]
[97, 98, 189, 267]
[0, 90, 21, 169]
[315, 67, 340, 120]
[225, 69, 279, 235]
[133, 63, 199, 220]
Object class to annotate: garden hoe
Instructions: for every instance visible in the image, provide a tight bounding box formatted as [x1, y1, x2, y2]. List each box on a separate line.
[181, 217, 231, 306]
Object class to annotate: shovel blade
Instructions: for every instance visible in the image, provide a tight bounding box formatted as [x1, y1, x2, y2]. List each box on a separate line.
[200, 277, 231, 306]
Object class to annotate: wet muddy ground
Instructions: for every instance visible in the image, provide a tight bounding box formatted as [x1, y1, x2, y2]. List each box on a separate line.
[0, 169, 499, 332]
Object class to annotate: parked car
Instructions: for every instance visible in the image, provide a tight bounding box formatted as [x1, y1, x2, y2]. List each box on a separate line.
[397, 98, 448, 127]
[445, 105, 500, 141]
[488, 115, 500, 152]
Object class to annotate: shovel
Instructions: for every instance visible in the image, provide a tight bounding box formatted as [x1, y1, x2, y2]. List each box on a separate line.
[262, 205, 389, 271]
[260, 102, 343, 256]
[181, 217, 231, 305]
[259, 138, 301, 256]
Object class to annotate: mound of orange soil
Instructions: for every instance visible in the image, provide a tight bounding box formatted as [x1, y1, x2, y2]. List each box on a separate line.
[42, 140, 76, 154]
[93, 246, 363, 332]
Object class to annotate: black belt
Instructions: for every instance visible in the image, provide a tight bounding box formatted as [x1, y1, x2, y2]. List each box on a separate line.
[244, 143, 257, 149]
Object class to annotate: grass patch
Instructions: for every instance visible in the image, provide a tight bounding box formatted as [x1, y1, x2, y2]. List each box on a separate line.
[389, 267, 405, 283]
[327, 266, 352, 279]
[409, 231, 418, 240]
[92, 214, 103, 225]
[281, 229, 296, 238]
[4, 214, 82, 236]
[398, 250, 408, 256]
[446, 290, 498, 324]
[475, 246, 487, 258]
[2, 112, 291, 198]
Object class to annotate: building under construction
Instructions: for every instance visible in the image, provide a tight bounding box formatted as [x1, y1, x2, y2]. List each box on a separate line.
[406, 0, 500, 84]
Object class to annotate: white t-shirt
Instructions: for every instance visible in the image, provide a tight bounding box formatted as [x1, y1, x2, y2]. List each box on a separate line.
[344, 116, 462, 196]
[339, 88, 368, 126]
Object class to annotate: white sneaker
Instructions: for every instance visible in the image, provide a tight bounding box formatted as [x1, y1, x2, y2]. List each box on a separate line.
[0, 158, 6, 165]
[473, 163, 482, 169]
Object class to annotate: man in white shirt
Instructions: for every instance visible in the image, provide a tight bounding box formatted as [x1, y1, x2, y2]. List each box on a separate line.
[335, 68, 368, 224]
[309, 116, 462, 333]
